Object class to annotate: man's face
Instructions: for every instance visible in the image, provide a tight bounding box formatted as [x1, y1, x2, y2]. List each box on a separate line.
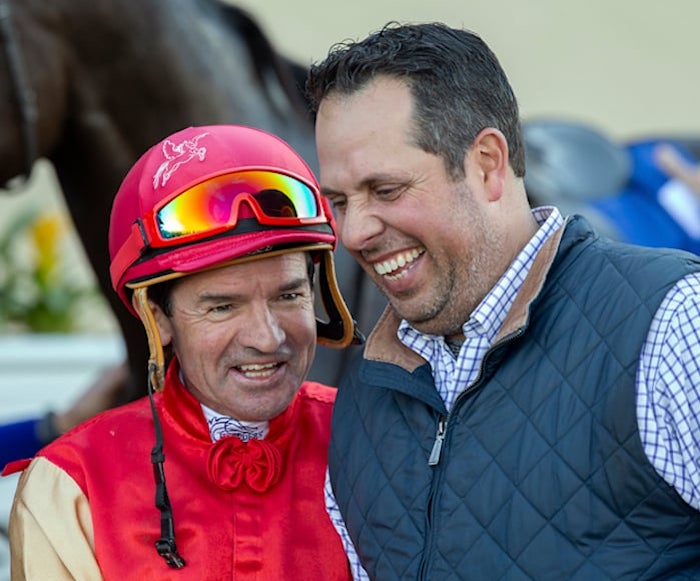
[152, 252, 316, 421]
[315, 77, 506, 337]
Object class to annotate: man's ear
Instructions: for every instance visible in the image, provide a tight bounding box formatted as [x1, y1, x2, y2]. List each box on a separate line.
[467, 127, 509, 201]
[131, 293, 173, 346]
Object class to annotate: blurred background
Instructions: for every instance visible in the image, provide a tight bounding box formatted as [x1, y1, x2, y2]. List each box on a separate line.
[1, 0, 699, 574]
[3, 0, 700, 333]
[237, 0, 700, 138]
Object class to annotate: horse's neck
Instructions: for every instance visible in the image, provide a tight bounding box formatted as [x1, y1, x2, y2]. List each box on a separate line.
[59, 0, 313, 160]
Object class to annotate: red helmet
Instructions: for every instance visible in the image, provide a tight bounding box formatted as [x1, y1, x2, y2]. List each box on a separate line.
[109, 125, 338, 304]
[108, 125, 357, 388]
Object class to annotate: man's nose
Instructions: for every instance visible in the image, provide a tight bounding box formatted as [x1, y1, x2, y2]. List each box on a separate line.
[338, 202, 383, 252]
[238, 304, 285, 352]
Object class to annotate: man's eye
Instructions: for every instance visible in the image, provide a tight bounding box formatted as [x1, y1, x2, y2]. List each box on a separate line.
[327, 197, 346, 210]
[375, 185, 405, 200]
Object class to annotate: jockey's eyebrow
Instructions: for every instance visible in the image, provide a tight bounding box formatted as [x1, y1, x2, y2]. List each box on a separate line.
[194, 275, 310, 304]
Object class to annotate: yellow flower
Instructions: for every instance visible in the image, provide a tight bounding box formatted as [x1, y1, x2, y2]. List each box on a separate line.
[30, 213, 64, 281]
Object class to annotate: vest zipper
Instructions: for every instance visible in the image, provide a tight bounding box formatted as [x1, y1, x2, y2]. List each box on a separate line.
[428, 415, 447, 466]
[418, 326, 527, 579]
[427, 328, 525, 468]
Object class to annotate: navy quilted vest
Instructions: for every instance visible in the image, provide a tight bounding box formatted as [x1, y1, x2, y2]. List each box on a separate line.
[329, 217, 700, 580]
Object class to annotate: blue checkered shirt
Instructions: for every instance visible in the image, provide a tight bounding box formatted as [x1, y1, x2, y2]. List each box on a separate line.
[327, 207, 700, 580]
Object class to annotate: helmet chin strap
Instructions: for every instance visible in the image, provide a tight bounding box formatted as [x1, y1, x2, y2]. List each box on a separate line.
[131, 286, 186, 569]
[132, 287, 166, 392]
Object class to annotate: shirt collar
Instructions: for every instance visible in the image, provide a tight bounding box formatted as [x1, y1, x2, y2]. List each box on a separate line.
[174, 366, 269, 442]
[398, 206, 564, 347]
[201, 404, 269, 442]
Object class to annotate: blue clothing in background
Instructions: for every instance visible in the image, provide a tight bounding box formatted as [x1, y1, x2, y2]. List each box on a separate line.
[0, 417, 43, 470]
[591, 139, 700, 255]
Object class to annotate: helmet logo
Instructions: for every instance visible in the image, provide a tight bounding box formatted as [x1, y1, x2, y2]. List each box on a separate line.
[153, 132, 210, 188]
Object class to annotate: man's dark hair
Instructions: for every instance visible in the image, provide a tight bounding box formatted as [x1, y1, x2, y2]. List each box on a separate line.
[306, 22, 525, 179]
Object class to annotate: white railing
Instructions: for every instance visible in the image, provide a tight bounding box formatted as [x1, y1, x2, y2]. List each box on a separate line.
[0, 333, 125, 580]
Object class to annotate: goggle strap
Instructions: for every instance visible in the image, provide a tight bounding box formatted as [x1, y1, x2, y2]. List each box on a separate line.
[110, 222, 148, 291]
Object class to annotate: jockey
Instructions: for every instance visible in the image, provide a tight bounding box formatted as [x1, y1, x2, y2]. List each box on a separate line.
[6, 124, 360, 579]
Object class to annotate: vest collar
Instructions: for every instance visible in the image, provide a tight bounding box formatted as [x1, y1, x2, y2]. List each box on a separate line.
[363, 219, 571, 372]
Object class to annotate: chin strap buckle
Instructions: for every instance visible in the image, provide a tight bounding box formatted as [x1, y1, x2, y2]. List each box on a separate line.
[155, 538, 186, 569]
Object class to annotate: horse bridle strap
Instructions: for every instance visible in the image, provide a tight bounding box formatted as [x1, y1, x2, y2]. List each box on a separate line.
[0, 0, 38, 182]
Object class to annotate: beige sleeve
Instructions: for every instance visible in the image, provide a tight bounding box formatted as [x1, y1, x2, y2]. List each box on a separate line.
[9, 457, 103, 580]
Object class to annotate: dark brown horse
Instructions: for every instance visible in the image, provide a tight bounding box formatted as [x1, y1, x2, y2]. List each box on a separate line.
[0, 0, 385, 400]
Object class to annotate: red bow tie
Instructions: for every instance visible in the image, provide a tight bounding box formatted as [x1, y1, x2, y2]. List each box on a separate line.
[206, 436, 282, 492]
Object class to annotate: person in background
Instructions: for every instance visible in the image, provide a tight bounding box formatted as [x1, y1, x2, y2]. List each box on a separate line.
[655, 142, 700, 202]
[6, 124, 359, 579]
[306, 21, 700, 579]
[0, 362, 128, 470]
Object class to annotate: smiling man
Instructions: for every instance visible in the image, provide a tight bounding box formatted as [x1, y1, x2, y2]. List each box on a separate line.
[7, 125, 359, 580]
[306, 22, 700, 581]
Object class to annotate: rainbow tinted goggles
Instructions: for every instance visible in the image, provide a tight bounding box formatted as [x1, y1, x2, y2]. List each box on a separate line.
[139, 170, 327, 248]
